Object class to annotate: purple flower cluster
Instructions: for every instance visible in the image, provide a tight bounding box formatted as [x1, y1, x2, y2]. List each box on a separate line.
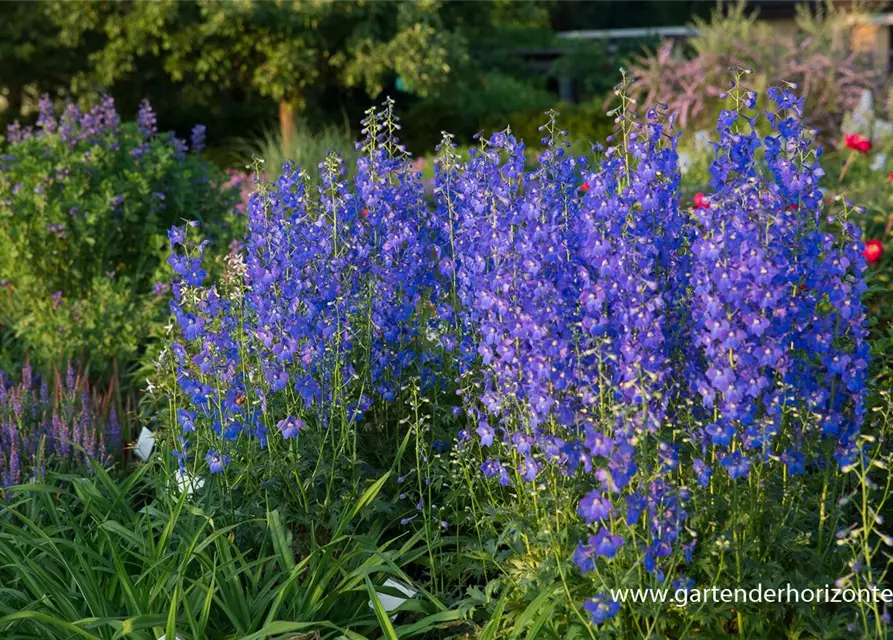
[0, 362, 119, 491]
[685, 81, 868, 479]
[158, 86, 868, 627]
[7, 95, 196, 158]
[430, 105, 694, 613]
[431, 81, 868, 626]
[165, 101, 437, 473]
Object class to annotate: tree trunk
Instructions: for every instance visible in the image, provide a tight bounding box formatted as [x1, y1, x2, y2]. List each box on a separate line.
[279, 100, 296, 154]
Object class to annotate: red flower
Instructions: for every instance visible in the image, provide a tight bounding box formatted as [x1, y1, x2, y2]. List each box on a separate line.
[863, 239, 884, 264]
[581, 181, 590, 193]
[786, 203, 799, 210]
[693, 193, 709, 209]
[888, 171, 893, 181]
[361, 208, 369, 219]
[845, 133, 872, 154]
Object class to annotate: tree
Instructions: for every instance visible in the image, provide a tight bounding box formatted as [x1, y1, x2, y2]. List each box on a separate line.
[0, 1, 92, 128]
[48, 0, 466, 150]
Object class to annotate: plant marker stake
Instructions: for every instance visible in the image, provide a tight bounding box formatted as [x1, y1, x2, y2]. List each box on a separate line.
[174, 469, 205, 496]
[133, 427, 155, 462]
[367, 578, 417, 622]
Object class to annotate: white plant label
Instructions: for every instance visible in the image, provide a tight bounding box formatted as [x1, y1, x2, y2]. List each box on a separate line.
[368, 578, 417, 621]
[175, 469, 205, 496]
[133, 427, 156, 461]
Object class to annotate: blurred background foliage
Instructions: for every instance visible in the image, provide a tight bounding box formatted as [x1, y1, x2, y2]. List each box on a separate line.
[0, 0, 710, 163]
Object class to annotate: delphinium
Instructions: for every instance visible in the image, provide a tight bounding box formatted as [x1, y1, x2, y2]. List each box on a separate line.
[430, 79, 696, 634]
[675, 75, 872, 637]
[0, 361, 120, 493]
[572, 80, 695, 616]
[353, 98, 441, 404]
[684, 74, 868, 493]
[150, 85, 878, 636]
[431, 73, 873, 636]
[158, 101, 438, 522]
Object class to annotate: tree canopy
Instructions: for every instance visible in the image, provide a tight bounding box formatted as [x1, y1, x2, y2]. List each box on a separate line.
[42, 0, 473, 147]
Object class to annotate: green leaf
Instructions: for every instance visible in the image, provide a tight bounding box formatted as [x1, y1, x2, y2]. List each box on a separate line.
[365, 575, 400, 640]
[0, 611, 102, 639]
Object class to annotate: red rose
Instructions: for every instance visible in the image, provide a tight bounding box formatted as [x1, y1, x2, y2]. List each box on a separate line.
[863, 239, 884, 264]
[693, 193, 709, 209]
[845, 133, 872, 154]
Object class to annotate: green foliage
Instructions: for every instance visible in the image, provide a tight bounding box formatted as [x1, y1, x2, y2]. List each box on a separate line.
[495, 100, 616, 155]
[415, 409, 893, 639]
[0, 2, 84, 131]
[47, 1, 467, 117]
[402, 72, 556, 152]
[0, 106, 239, 374]
[244, 120, 358, 181]
[0, 461, 461, 639]
[548, 37, 659, 100]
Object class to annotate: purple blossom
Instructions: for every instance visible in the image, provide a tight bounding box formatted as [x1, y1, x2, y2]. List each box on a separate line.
[591, 527, 624, 558]
[205, 449, 229, 474]
[578, 489, 613, 524]
[1, 361, 117, 491]
[190, 124, 206, 153]
[137, 99, 157, 138]
[584, 594, 621, 625]
[721, 451, 752, 480]
[276, 416, 304, 440]
[36, 95, 57, 135]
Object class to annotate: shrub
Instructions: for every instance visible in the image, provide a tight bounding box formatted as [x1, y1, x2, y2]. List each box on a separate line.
[627, 2, 880, 143]
[0, 96, 241, 374]
[243, 120, 358, 181]
[402, 72, 556, 152]
[487, 99, 615, 155]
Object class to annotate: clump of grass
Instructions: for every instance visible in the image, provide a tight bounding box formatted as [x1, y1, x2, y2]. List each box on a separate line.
[241, 120, 359, 180]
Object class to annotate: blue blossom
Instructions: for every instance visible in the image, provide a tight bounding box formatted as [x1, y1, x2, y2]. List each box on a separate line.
[578, 489, 613, 524]
[480, 458, 509, 485]
[276, 416, 304, 440]
[693, 458, 713, 487]
[476, 421, 494, 446]
[518, 455, 539, 482]
[178, 409, 197, 433]
[584, 594, 621, 625]
[721, 451, 751, 480]
[205, 450, 229, 474]
[591, 527, 624, 558]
